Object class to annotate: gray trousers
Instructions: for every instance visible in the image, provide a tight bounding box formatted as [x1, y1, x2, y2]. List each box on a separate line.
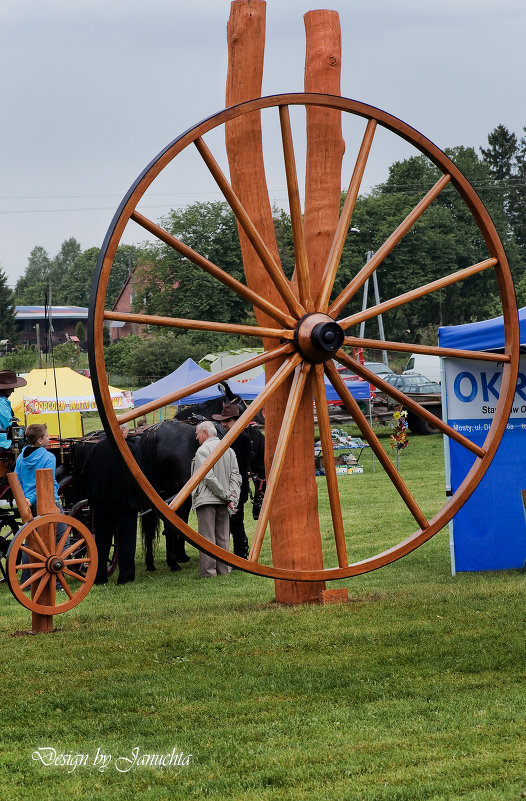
[196, 504, 231, 578]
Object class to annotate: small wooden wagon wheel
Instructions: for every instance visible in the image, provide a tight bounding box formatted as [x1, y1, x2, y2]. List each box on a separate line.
[89, 94, 519, 582]
[6, 513, 97, 614]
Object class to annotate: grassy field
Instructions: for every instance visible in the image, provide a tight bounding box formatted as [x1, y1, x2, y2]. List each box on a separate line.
[0, 431, 524, 801]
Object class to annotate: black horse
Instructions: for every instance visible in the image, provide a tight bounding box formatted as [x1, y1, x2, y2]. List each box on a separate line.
[137, 386, 266, 572]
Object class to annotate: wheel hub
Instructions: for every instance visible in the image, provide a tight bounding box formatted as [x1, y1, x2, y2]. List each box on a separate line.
[294, 313, 344, 363]
[46, 555, 64, 574]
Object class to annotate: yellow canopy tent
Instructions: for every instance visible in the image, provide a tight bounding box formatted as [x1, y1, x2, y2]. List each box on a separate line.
[10, 367, 133, 437]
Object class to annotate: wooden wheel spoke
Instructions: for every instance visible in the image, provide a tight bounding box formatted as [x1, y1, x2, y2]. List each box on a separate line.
[19, 544, 46, 562]
[57, 573, 74, 597]
[193, 137, 305, 319]
[312, 364, 348, 567]
[169, 353, 303, 512]
[317, 118, 377, 312]
[20, 567, 47, 591]
[32, 572, 52, 603]
[32, 527, 51, 558]
[338, 258, 498, 331]
[325, 362, 429, 530]
[62, 565, 88, 583]
[279, 105, 313, 311]
[249, 362, 312, 562]
[56, 525, 73, 555]
[343, 336, 511, 364]
[15, 561, 44, 571]
[329, 173, 452, 318]
[60, 538, 86, 560]
[103, 310, 293, 341]
[334, 350, 486, 458]
[131, 210, 296, 328]
[118, 342, 295, 425]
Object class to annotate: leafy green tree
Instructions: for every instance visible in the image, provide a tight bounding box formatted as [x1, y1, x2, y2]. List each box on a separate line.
[3, 348, 38, 373]
[135, 202, 249, 325]
[75, 321, 86, 342]
[0, 268, 17, 343]
[480, 124, 518, 180]
[60, 244, 141, 308]
[14, 246, 52, 304]
[53, 342, 81, 369]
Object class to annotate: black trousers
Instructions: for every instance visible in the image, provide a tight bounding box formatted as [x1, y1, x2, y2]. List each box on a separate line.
[93, 505, 137, 584]
[229, 502, 249, 559]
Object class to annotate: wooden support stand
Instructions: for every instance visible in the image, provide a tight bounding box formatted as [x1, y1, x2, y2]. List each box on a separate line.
[8, 469, 57, 633]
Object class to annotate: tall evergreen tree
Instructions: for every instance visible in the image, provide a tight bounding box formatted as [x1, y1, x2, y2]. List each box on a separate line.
[0, 268, 17, 343]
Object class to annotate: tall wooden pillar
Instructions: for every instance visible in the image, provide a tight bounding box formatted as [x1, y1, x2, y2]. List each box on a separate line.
[225, 2, 343, 603]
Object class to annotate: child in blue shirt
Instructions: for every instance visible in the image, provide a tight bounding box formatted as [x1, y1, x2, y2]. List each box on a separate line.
[15, 423, 61, 514]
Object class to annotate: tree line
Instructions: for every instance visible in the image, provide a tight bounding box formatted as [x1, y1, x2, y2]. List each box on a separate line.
[1, 122, 525, 380]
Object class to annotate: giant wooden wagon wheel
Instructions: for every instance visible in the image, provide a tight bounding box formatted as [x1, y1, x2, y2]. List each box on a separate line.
[88, 94, 519, 586]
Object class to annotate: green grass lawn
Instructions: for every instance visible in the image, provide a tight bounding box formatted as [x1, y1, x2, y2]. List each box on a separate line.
[1, 432, 524, 801]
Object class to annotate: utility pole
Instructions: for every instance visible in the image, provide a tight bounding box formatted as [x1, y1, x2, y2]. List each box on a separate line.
[359, 250, 388, 366]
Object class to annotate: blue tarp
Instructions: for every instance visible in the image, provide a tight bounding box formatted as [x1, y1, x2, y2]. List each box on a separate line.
[230, 371, 371, 402]
[439, 308, 526, 572]
[438, 307, 524, 352]
[133, 359, 223, 407]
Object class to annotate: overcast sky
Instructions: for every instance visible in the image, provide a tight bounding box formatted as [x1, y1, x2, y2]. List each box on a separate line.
[1, 0, 524, 288]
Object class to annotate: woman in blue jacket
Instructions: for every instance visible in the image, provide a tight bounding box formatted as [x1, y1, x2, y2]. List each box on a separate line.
[0, 370, 26, 450]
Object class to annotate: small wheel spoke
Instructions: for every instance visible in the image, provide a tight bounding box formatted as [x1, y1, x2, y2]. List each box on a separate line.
[15, 561, 43, 571]
[329, 173, 452, 318]
[169, 353, 303, 512]
[312, 364, 348, 567]
[19, 544, 46, 562]
[31, 528, 51, 558]
[334, 351, 486, 459]
[278, 105, 313, 311]
[118, 342, 294, 425]
[338, 258, 498, 331]
[57, 573, 74, 598]
[32, 572, 52, 603]
[56, 525, 72, 555]
[249, 362, 311, 562]
[194, 136, 305, 319]
[131, 210, 296, 328]
[317, 118, 376, 312]
[61, 565, 88, 583]
[343, 336, 511, 364]
[325, 362, 429, 530]
[60, 538, 86, 560]
[103, 310, 292, 341]
[20, 567, 48, 591]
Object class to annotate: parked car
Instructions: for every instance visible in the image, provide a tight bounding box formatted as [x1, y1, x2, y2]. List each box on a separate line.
[376, 373, 442, 434]
[382, 373, 441, 395]
[403, 354, 441, 384]
[364, 361, 395, 380]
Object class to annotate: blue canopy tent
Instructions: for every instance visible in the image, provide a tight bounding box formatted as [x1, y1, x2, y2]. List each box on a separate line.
[133, 358, 223, 407]
[229, 371, 371, 402]
[439, 308, 526, 572]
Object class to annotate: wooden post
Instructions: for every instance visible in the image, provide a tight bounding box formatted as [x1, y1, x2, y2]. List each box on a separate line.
[225, 1, 327, 603]
[8, 470, 56, 633]
[303, 9, 345, 300]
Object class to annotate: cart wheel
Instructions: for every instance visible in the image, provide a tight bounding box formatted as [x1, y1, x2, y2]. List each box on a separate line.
[69, 499, 118, 578]
[0, 513, 20, 582]
[88, 94, 519, 581]
[6, 513, 98, 614]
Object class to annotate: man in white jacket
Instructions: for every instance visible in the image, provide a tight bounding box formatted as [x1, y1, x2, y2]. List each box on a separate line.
[191, 420, 242, 577]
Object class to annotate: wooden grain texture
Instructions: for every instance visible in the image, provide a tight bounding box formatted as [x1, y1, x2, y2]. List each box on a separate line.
[343, 335, 511, 364]
[303, 10, 345, 302]
[226, 0, 325, 604]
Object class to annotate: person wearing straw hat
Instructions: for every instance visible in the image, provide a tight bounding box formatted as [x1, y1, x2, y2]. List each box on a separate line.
[0, 370, 26, 450]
